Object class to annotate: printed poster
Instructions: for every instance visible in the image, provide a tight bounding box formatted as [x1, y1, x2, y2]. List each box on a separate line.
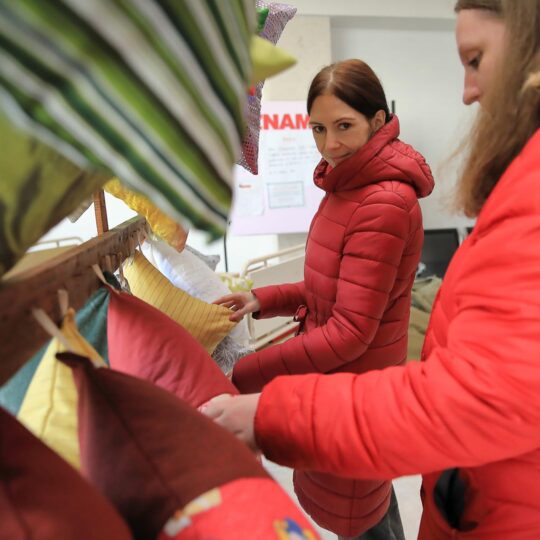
[229, 101, 323, 235]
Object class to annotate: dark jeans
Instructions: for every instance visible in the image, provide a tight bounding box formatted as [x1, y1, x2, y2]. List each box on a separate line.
[338, 486, 406, 540]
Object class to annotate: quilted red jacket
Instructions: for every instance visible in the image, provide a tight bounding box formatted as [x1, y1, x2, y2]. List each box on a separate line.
[254, 128, 540, 539]
[233, 115, 434, 536]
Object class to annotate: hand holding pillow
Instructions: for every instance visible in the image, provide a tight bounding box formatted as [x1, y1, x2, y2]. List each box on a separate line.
[214, 292, 261, 323]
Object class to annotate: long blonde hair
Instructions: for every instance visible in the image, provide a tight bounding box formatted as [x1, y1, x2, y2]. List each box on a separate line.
[456, 0, 540, 216]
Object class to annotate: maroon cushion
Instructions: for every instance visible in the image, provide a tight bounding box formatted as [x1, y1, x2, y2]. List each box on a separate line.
[0, 407, 132, 540]
[107, 289, 237, 409]
[58, 353, 267, 540]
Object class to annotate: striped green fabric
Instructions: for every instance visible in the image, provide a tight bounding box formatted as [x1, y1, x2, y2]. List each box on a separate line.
[0, 0, 255, 250]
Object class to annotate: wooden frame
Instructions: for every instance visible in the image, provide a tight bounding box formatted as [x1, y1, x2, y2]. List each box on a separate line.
[0, 216, 146, 385]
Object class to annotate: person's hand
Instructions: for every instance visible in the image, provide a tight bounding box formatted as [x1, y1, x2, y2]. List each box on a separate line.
[202, 393, 261, 452]
[197, 393, 232, 413]
[213, 292, 261, 322]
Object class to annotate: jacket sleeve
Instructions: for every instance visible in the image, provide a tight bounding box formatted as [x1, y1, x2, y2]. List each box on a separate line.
[252, 281, 306, 319]
[233, 191, 411, 393]
[254, 202, 540, 479]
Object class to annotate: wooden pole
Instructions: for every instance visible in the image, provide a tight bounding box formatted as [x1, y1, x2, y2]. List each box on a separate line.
[93, 189, 109, 235]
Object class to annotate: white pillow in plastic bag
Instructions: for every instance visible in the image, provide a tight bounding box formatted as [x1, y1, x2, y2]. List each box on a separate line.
[141, 238, 250, 347]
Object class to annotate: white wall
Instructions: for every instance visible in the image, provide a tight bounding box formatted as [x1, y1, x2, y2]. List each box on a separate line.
[284, 0, 456, 19]
[331, 16, 476, 229]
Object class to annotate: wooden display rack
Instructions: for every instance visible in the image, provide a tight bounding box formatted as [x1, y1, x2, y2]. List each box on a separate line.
[0, 191, 145, 385]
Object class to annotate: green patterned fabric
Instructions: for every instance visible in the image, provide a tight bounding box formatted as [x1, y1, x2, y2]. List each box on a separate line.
[0, 0, 255, 270]
[0, 287, 111, 415]
[256, 7, 269, 32]
[0, 110, 107, 276]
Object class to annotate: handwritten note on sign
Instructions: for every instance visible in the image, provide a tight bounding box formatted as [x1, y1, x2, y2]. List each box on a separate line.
[229, 101, 323, 235]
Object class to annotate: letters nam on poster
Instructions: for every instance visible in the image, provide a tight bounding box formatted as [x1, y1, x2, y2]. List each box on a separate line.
[230, 101, 322, 236]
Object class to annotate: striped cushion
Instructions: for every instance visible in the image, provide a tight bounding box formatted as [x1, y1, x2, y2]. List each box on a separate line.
[123, 251, 236, 353]
[0, 0, 255, 248]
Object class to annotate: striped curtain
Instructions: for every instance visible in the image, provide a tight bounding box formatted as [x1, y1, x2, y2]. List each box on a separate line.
[0, 0, 255, 241]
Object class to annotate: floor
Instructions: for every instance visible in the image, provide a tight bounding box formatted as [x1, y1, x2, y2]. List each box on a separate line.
[264, 459, 423, 540]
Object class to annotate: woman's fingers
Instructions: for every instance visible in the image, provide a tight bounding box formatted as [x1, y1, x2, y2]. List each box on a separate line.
[212, 293, 238, 305]
[213, 292, 258, 322]
[229, 308, 248, 322]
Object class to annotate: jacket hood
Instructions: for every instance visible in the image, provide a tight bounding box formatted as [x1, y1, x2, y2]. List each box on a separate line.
[313, 115, 434, 199]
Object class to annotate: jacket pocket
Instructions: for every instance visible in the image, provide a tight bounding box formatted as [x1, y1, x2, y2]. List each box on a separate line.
[433, 468, 478, 532]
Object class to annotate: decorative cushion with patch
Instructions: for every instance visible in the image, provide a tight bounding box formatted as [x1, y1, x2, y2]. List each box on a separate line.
[17, 308, 106, 469]
[237, 2, 297, 174]
[107, 288, 237, 409]
[59, 353, 319, 540]
[0, 0, 255, 241]
[0, 109, 107, 277]
[105, 178, 188, 251]
[0, 407, 133, 540]
[141, 237, 250, 348]
[123, 251, 236, 353]
[157, 480, 320, 540]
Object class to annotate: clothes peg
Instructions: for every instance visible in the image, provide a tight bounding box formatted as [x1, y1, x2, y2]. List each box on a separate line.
[32, 308, 71, 350]
[57, 289, 69, 319]
[91, 263, 119, 294]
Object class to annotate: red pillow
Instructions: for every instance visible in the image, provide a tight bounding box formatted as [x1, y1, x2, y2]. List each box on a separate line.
[155, 478, 321, 540]
[59, 353, 319, 540]
[0, 407, 132, 540]
[107, 289, 237, 409]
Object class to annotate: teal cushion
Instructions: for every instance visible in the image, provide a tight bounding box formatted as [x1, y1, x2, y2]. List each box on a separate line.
[0, 287, 110, 415]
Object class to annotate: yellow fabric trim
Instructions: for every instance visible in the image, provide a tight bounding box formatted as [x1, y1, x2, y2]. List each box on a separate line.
[105, 178, 187, 251]
[17, 310, 105, 469]
[123, 251, 236, 353]
[250, 36, 296, 85]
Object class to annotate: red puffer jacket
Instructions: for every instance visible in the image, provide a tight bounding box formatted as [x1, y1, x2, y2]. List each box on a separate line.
[254, 129, 540, 539]
[233, 115, 434, 537]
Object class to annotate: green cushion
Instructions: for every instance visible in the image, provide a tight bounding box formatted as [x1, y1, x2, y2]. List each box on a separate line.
[0, 110, 107, 277]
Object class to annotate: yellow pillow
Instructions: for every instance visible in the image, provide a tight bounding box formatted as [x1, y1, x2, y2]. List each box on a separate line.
[250, 35, 296, 84]
[123, 251, 235, 353]
[104, 178, 188, 251]
[17, 310, 105, 469]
